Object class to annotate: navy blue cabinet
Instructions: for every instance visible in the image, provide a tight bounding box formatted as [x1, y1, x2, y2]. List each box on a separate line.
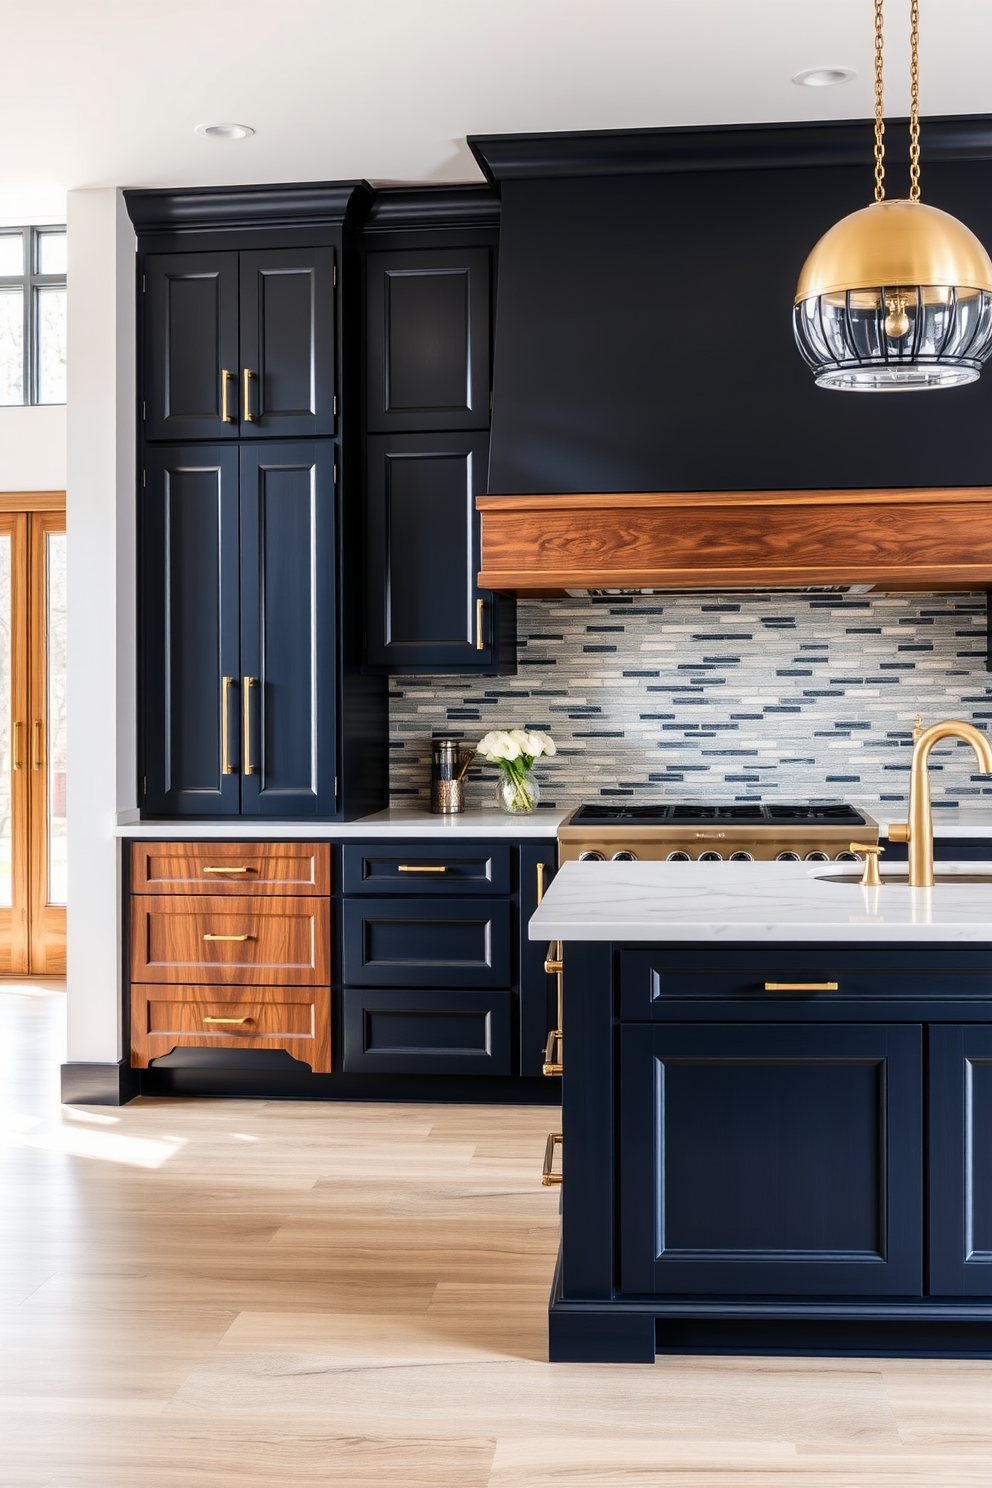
[365, 431, 514, 673]
[342, 987, 512, 1075]
[619, 1022, 923, 1297]
[144, 248, 335, 442]
[142, 443, 338, 817]
[929, 1025, 992, 1296]
[342, 897, 512, 988]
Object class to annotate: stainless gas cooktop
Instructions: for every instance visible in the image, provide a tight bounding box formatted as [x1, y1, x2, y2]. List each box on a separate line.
[558, 802, 878, 863]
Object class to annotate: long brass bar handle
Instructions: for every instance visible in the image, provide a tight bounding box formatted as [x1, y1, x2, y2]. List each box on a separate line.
[542, 1131, 563, 1186]
[764, 981, 838, 992]
[544, 942, 563, 976]
[475, 598, 485, 651]
[221, 677, 235, 774]
[243, 676, 256, 776]
[543, 1030, 563, 1078]
[243, 368, 255, 422]
[397, 864, 447, 873]
[202, 1016, 252, 1024]
[536, 862, 546, 905]
[202, 865, 252, 874]
[12, 720, 23, 771]
[32, 720, 43, 771]
[221, 369, 236, 423]
[203, 933, 252, 942]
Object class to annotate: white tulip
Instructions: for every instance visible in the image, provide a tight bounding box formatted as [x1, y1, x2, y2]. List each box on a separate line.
[540, 732, 557, 757]
[492, 734, 521, 760]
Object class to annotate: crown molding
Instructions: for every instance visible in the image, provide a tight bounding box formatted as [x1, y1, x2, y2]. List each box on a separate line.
[364, 184, 499, 231]
[124, 180, 374, 234]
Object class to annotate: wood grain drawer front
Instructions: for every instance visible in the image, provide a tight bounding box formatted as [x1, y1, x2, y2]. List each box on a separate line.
[341, 842, 510, 895]
[131, 841, 331, 895]
[130, 984, 330, 1072]
[130, 896, 329, 984]
[342, 898, 511, 987]
[342, 988, 511, 1075]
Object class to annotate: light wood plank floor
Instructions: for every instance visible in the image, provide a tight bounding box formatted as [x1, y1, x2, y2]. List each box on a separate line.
[2, 984, 991, 1487]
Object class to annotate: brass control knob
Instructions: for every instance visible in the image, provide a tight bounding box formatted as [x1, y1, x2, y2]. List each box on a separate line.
[850, 841, 885, 888]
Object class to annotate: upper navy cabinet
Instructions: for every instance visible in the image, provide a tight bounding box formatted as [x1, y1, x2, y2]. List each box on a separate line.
[142, 442, 339, 817]
[365, 431, 514, 672]
[144, 248, 336, 441]
[366, 248, 490, 432]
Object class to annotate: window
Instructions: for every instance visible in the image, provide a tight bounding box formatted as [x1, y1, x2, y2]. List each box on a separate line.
[0, 227, 67, 406]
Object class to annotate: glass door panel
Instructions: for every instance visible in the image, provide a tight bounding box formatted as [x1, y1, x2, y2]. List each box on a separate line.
[46, 532, 66, 906]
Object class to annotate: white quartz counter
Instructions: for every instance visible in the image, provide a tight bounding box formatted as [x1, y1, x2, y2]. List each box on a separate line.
[529, 859, 992, 942]
[115, 807, 565, 839]
[878, 807, 992, 839]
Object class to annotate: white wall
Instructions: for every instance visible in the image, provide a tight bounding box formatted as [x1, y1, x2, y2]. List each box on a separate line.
[65, 189, 135, 1065]
[0, 405, 66, 491]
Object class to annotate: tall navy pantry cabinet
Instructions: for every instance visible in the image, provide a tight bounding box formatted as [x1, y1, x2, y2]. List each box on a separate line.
[125, 183, 388, 821]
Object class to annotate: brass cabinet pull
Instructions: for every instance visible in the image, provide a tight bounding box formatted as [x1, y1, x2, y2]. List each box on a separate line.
[221, 369, 236, 423]
[221, 677, 236, 774]
[542, 1131, 563, 1186]
[544, 944, 563, 976]
[243, 676, 256, 775]
[202, 1015, 252, 1024]
[764, 981, 838, 992]
[397, 864, 447, 873]
[32, 720, 43, 771]
[543, 1030, 563, 1078]
[203, 933, 252, 942]
[475, 598, 485, 651]
[12, 720, 23, 771]
[202, 865, 252, 874]
[536, 861, 546, 904]
[243, 368, 255, 421]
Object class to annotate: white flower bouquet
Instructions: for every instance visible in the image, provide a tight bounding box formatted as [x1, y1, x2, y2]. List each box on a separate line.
[476, 728, 556, 814]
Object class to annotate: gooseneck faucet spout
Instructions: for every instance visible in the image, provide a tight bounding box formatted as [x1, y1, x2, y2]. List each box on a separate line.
[888, 721, 992, 886]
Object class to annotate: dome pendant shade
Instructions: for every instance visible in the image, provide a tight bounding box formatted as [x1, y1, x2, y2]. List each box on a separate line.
[794, 200, 992, 390]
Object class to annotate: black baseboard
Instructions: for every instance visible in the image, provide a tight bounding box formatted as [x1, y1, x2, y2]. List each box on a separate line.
[138, 1064, 560, 1104]
[60, 1060, 140, 1107]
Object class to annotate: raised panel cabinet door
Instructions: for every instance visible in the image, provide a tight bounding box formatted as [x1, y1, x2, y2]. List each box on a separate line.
[239, 248, 336, 438]
[141, 446, 241, 816]
[143, 253, 240, 441]
[928, 1025, 992, 1296]
[366, 247, 490, 432]
[129, 895, 330, 985]
[130, 983, 331, 1072]
[366, 431, 511, 672]
[342, 897, 512, 987]
[239, 444, 337, 817]
[619, 1023, 923, 1297]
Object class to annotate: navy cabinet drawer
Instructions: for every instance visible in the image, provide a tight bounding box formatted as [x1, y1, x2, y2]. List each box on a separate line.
[342, 898, 511, 986]
[341, 842, 510, 895]
[617, 946, 992, 1020]
[342, 987, 511, 1074]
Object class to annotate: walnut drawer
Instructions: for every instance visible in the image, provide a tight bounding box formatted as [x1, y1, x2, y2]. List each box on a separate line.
[130, 895, 329, 985]
[130, 984, 330, 1071]
[130, 841, 331, 895]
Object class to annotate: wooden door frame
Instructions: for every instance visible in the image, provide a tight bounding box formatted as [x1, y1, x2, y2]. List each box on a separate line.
[28, 510, 66, 975]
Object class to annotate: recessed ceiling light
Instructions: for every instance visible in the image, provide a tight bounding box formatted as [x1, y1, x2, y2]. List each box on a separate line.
[793, 67, 857, 88]
[194, 122, 255, 140]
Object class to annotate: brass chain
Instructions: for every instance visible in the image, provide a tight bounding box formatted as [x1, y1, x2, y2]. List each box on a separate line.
[909, 0, 921, 200]
[874, 0, 886, 202]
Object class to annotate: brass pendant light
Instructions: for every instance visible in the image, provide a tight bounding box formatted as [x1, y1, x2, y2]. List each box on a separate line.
[793, 0, 992, 391]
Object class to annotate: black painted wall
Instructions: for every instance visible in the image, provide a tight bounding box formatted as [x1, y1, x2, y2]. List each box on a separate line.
[488, 160, 992, 494]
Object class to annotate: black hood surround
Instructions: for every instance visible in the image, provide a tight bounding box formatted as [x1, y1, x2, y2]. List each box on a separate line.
[469, 117, 992, 498]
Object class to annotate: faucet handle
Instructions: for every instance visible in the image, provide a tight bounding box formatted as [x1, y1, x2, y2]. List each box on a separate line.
[887, 822, 910, 844]
[850, 841, 884, 888]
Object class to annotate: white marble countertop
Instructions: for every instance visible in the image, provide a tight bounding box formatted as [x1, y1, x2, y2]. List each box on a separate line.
[115, 807, 566, 839]
[528, 859, 992, 942]
[877, 807, 992, 839]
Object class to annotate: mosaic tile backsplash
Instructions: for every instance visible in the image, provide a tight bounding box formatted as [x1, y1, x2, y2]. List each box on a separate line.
[388, 591, 992, 813]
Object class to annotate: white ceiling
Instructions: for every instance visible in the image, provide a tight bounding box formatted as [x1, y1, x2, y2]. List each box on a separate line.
[4, 0, 992, 220]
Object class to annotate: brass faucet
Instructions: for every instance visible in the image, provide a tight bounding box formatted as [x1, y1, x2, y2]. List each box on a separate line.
[888, 720, 992, 886]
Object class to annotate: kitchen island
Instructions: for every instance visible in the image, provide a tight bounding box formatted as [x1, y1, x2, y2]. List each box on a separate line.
[529, 859, 992, 1362]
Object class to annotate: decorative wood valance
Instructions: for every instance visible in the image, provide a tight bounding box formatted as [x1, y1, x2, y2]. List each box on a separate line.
[476, 487, 992, 595]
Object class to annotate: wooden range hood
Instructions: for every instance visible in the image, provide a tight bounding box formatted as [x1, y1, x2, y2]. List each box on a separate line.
[476, 486, 992, 596]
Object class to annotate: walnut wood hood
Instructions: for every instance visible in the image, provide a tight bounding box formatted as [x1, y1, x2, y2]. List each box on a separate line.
[476, 486, 992, 596]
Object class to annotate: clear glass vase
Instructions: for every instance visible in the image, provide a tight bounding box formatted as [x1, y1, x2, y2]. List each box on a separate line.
[494, 767, 540, 815]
